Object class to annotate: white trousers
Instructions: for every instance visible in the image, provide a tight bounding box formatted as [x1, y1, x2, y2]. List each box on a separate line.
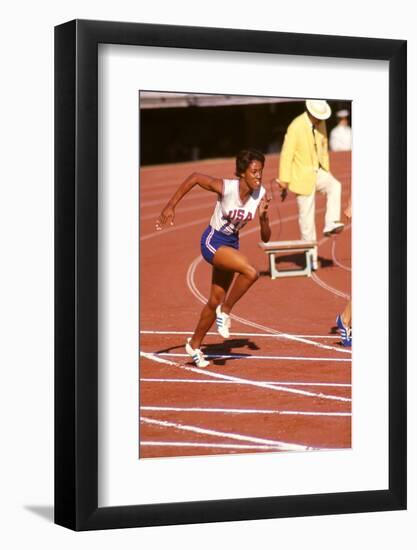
[296, 168, 342, 264]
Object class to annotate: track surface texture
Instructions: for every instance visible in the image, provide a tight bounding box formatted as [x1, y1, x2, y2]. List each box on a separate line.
[139, 152, 351, 459]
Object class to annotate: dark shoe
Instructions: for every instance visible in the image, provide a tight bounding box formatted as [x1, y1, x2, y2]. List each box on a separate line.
[323, 222, 344, 237]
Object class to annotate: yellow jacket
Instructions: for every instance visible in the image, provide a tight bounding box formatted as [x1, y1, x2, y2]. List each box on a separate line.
[279, 112, 330, 196]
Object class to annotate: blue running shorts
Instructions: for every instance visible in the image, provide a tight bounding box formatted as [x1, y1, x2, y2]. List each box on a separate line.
[200, 226, 239, 265]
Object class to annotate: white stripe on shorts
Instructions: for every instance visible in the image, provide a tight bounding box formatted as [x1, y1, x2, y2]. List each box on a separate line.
[205, 227, 216, 254]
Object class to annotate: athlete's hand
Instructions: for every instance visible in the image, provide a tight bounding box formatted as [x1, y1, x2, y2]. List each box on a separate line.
[155, 205, 175, 230]
[271, 178, 288, 201]
[258, 194, 271, 220]
[278, 179, 289, 202]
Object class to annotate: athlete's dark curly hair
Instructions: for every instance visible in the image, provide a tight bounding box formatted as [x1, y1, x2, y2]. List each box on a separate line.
[235, 148, 265, 177]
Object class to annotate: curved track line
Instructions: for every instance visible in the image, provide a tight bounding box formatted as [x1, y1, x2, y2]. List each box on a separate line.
[144, 210, 302, 241]
[311, 273, 350, 300]
[258, 198, 351, 302]
[331, 235, 352, 272]
[142, 197, 344, 241]
[186, 256, 351, 355]
[307, 227, 351, 299]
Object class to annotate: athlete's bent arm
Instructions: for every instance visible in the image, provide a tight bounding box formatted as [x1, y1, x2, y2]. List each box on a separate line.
[156, 173, 222, 230]
[258, 195, 271, 243]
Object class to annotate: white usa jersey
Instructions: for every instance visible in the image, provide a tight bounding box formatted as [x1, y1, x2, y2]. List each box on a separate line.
[210, 179, 266, 235]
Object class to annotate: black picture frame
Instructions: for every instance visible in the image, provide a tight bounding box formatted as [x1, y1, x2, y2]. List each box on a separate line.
[55, 19, 407, 531]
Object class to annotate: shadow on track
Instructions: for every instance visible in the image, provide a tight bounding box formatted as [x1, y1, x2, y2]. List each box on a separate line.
[155, 338, 260, 366]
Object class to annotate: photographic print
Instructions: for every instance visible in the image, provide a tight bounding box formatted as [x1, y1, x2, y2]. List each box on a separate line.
[139, 91, 352, 459]
[55, 20, 406, 529]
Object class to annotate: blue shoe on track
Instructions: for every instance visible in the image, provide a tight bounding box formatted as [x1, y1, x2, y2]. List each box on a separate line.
[336, 314, 352, 347]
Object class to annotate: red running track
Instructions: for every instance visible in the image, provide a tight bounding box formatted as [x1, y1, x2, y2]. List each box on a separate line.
[139, 152, 351, 458]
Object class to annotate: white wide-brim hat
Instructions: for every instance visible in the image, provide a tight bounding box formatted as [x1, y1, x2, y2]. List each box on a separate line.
[305, 99, 331, 120]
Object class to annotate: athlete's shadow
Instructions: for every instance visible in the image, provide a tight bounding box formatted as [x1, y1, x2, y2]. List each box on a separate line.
[318, 256, 334, 269]
[329, 324, 350, 347]
[155, 338, 259, 367]
[202, 338, 259, 366]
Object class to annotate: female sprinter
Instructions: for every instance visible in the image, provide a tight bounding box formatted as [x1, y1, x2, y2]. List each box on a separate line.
[156, 149, 271, 367]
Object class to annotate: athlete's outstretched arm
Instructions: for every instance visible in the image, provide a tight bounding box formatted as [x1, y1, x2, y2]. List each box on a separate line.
[156, 173, 223, 230]
[258, 194, 271, 243]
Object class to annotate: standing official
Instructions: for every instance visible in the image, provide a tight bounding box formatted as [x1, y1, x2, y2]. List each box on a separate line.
[330, 109, 352, 152]
[278, 99, 344, 269]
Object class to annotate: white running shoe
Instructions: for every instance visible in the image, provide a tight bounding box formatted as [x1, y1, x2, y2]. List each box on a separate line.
[185, 338, 209, 368]
[216, 305, 231, 339]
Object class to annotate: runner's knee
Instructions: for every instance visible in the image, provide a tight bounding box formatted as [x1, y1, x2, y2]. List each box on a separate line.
[244, 265, 259, 283]
[207, 289, 224, 310]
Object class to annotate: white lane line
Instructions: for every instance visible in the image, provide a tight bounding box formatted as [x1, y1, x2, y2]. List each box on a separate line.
[240, 202, 352, 303]
[141, 190, 207, 208]
[141, 442, 282, 450]
[140, 158, 239, 193]
[143, 218, 208, 241]
[141, 351, 179, 365]
[159, 352, 351, 363]
[141, 177, 351, 220]
[309, 227, 352, 299]
[187, 256, 351, 355]
[238, 187, 351, 240]
[141, 202, 213, 221]
[311, 273, 350, 300]
[141, 406, 351, 417]
[140, 330, 340, 339]
[146, 209, 293, 241]
[144, 200, 337, 243]
[140, 378, 351, 388]
[141, 167, 352, 195]
[140, 168, 350, 204]
[140, 416, 316, 451]
[331, 238, 352, 272]
[140, 351, 351, 402]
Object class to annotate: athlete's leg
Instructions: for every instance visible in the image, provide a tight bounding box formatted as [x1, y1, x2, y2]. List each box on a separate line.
[341, 299, 352, 328]
[336, 299, 352, 347]
[316, 168, 342, 228]
[296, 192, 318, 265]
[213, 246, 259, 315]
[189, 267, 234, 349]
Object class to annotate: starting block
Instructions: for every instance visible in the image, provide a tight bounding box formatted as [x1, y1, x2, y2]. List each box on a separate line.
[258, 240, 317, 279]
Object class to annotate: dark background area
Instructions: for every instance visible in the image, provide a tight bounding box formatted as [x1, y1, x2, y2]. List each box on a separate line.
[140, 97, 351, 165]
